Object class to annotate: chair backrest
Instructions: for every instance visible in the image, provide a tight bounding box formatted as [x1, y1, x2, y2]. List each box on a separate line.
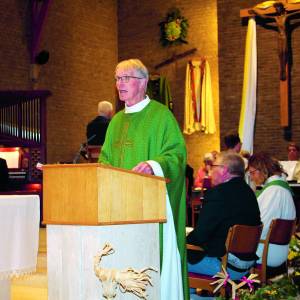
[257, 218, 296, 284]
[269, 219, 296, 245]
[187, 223, 263, 296]
[222, 224, 263, 267]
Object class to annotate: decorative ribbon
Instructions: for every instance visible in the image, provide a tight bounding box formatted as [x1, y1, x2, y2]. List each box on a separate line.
[223, 274, 230, 287]
[241, 276, 254, 291]
[211, 266, 260, 300]
[211, 266, 234, 294]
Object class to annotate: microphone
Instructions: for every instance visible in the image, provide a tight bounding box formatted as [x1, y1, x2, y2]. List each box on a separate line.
[73, 134, 97, 164]
[86, 134, 97, 145]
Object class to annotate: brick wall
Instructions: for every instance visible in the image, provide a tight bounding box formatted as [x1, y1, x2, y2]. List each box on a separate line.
[0, 0, 118, 163]
[118, 0, 220, 173]
[2, 0, 300, 169]
[0, 1, 30, 90]
[118, 0, 300, 171]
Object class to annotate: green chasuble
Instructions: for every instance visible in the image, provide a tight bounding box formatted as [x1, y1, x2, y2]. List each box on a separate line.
[99, 99, 189, 300]
[255, 180, 293, 198]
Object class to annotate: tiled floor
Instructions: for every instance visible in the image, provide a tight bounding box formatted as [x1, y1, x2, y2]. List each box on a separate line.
[11, 228, 47, 300]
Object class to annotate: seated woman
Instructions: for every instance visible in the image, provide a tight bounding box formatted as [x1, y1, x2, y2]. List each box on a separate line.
[248, 152, 296, 267]
[194, 153, 213, 189]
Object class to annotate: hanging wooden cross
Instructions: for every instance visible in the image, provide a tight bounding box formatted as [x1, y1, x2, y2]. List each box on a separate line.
[240, 0, 300, 127]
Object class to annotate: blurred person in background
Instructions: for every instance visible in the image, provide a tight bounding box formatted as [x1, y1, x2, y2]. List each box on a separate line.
[194, 153, 214, 189]
[287, 142, 300, 161]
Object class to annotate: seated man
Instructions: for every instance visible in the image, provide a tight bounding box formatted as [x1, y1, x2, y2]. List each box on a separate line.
[86, 101, 113, 146]
[187, 152, 261, 298]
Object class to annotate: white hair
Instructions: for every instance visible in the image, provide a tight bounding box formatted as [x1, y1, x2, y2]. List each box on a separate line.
[98, 101, 113, 117]
[115, 59, 149, 80]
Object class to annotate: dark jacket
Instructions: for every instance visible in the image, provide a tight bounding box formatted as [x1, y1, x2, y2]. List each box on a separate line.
[187, 176, 261, 264]
[86, 116, 110, 145]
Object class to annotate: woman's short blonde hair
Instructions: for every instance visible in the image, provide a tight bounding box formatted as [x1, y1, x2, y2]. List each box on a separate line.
[115, 59, 149, 80]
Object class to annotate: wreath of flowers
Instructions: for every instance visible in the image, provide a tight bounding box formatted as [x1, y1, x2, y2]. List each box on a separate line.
[159, 8, 189, 47]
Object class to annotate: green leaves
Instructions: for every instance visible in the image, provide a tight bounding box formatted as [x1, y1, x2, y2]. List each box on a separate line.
[159, 8, 189, 47]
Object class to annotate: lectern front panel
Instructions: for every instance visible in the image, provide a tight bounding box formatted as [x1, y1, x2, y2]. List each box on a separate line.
[43, 163, 166, 225]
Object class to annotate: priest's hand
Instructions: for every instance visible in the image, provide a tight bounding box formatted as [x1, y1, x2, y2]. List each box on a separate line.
[132, 162, 154, 175]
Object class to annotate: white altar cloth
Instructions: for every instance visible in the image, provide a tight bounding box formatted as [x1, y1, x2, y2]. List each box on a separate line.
[0, 194, 40, 279]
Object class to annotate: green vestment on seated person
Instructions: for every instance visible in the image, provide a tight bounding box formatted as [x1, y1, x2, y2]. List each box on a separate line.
[99, 99, 188, 300]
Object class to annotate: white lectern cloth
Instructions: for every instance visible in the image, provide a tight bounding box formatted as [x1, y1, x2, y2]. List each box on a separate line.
[0, 195, 40, 279]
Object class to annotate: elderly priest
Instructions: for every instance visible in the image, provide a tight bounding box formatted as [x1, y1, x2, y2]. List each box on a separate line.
[99, 59, 188, 300]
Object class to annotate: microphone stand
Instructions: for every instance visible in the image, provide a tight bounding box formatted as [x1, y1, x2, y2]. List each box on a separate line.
[72, 143, 87, 164]
[73, 134, 96, 164]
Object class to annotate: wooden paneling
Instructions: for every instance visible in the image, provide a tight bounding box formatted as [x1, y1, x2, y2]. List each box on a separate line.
[43, 163, 166, 225]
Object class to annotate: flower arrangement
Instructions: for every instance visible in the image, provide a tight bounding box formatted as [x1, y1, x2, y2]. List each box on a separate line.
[228, 276, 298, 300]
[159, 8, 189, 47]
[289, 236, 300, 262]
[215, 275, 298, 300]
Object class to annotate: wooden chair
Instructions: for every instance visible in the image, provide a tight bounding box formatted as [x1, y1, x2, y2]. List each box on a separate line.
[190, 189, 203, 228]
[190, 178, 211, 227]
[86, 145, 101, 163]
[252, 218, 297, 285]
[187, 223, 263, 297]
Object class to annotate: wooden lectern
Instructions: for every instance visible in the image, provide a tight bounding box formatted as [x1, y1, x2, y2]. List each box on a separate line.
[43, 163, 166, 300]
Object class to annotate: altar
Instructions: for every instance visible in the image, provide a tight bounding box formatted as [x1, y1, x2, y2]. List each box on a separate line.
[0, 194, 40, 300]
